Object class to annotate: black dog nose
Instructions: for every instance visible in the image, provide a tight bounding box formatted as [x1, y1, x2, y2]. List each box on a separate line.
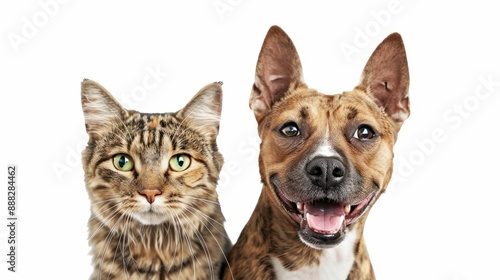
[306, 157, 346, 188]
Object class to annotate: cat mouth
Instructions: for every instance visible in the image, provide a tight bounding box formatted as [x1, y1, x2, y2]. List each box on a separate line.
[272, 183, 376, 248]
[131, 206, 170, 226]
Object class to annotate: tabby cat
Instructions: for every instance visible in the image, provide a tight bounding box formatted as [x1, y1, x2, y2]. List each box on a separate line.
[81, 79, 230, 280]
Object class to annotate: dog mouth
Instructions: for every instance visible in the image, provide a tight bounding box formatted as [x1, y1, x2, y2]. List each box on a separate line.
[274, 185, 376, 247]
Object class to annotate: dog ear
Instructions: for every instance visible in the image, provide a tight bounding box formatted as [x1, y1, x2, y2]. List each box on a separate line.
[250, 25, 304, 123]
[358, 33, 410, 130]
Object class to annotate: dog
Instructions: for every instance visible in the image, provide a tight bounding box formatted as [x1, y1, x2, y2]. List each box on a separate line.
[223, 26, 409, 279]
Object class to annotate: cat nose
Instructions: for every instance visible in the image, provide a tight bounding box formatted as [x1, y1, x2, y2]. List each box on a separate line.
[139, 189, 162, 204]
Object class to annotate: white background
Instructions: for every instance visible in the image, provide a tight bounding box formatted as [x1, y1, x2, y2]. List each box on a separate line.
[1, 0, 499, 279]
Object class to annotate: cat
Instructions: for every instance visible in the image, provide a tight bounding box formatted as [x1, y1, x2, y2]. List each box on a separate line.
[80, 79, 230, 280]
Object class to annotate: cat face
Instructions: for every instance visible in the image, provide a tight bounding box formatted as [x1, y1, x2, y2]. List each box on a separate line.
[81, 80, 223, 227]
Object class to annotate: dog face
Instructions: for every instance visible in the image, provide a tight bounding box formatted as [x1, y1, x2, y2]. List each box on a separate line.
[250, 26, 409, 249]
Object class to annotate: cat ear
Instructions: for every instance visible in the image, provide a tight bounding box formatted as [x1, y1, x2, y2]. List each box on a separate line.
[358, 33, 410, 131]
[177, 82, 223, 139]
[81, 79, 127, 138]
[250, 25, 304, 123]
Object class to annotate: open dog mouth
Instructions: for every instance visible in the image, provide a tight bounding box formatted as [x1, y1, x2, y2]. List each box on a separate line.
[274, 184, 376, 247]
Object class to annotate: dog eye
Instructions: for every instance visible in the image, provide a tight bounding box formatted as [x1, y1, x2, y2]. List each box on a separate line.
[353, 125, 375, 140]
[280, 122, 300, 137]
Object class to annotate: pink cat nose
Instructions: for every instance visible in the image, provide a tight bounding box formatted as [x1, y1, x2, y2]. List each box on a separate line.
[139, 189, 162, 204]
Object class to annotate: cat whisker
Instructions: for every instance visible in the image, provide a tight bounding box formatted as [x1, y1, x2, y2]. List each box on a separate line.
[89, 198, 116, 206]
[178, 210, 217, 280]
[178, 201, 226, 229]
[125, 216, 143, 276]
[112, 215, 128, 279]
[87, 203, 129, 243]
[168, 212, 184, 275]
[88, 206, 122, 242]
[87, 203, 120, 224]
[174, 212, 200, 278]
[121, 210, 136, 279]
[181, 204, 234, 279]
[183, 195, 222, 206]
[97, 211, 127, 280]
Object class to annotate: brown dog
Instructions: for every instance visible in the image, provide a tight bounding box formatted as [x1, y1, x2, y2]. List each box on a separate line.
[223, 26, 409, 279]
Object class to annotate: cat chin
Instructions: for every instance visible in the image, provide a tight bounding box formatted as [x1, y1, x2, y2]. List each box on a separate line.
[130, 212, 170, 226]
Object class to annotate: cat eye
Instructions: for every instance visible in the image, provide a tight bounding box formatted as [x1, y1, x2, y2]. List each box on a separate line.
[169, 154, 191, 172]
[280, 122, 300, 137]
[113, 154, 134, 171]
[353, 125, 375, 140]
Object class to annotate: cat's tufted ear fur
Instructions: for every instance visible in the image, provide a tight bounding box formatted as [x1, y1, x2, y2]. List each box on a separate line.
[177, 82, 223, 140]
[81, 79, 128, 138]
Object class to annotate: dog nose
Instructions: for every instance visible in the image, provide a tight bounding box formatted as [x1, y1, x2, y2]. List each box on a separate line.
[139, 189, 162, 204]
[306, 157, 346, 188]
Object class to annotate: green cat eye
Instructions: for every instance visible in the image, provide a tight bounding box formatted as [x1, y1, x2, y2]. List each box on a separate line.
[113, 154, 134, 171]
[169, 154, 191, 172]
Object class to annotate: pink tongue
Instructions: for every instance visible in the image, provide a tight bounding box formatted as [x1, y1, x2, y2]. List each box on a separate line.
[304, 201, 345, 234]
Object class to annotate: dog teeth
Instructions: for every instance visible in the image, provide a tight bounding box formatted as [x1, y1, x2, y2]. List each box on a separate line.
[344, 204, 351, 214]
[296, 202, 304, 213]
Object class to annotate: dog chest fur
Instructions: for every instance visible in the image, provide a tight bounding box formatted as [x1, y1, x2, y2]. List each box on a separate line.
[271, 229, 357, 280]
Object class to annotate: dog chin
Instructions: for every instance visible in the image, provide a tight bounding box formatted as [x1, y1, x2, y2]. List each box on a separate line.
[299, 226, 347, 250]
